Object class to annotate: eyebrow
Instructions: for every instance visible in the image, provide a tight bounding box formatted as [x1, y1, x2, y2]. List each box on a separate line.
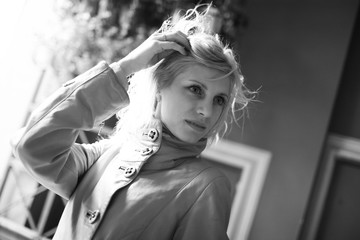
[189, 79, 230, 99]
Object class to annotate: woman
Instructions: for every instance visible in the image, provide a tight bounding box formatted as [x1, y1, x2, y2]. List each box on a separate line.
[12, 5, 251, 240]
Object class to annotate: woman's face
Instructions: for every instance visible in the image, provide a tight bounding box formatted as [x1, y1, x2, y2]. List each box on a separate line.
[158, 64, 231, 143]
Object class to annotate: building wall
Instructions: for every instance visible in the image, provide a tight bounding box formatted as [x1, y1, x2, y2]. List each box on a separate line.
[227, 1, 359, 239]
[329, 5, 360, 139]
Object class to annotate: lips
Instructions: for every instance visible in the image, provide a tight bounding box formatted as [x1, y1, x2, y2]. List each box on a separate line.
[185, 120, 207, 132]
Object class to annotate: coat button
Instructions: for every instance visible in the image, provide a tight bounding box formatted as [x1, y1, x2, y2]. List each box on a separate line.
[145, 128, 159, 141]
[86, 210, 100, 224]
[124, 167, 137, 178]
[141, 147, 153, 156]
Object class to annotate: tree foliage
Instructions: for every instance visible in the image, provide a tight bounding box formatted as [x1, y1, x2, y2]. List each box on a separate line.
[45, 0, 247, 81]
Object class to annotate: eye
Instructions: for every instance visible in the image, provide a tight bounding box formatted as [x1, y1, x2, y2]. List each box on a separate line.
[188, 85, 203, 96]
[214, 96, 227, 106]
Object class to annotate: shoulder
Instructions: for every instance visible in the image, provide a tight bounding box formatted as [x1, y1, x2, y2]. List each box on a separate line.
[175, 158, 232, 222]
[179, 158, 231, 195]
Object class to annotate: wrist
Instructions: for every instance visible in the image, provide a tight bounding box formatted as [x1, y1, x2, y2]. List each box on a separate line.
[115, 58, 136, 77]
[110, 60, 133, 90]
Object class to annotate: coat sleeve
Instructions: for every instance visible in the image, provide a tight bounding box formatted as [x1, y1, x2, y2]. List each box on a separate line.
[173, 176, 232, 240]
[11, 61, 129, 200]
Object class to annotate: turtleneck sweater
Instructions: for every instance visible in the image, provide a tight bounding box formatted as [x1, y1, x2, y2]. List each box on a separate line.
[143, 122, 207, 170]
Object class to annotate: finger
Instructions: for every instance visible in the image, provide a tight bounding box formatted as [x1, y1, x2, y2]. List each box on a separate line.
[156, 50, 173, 61]
[158, 41, 187, 56]
[148, 42, 187, 67]
[166, 31, 191, 51]
[155, 31, 191, 51]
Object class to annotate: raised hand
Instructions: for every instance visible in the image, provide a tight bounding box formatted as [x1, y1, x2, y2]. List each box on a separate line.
[113, 30, 191, 80]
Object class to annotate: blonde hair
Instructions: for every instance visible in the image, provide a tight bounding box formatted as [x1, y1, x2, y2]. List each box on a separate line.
[112, 4, 253, 143]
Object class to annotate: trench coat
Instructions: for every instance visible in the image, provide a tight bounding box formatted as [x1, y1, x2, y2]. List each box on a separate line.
[12, 61, 232, 240]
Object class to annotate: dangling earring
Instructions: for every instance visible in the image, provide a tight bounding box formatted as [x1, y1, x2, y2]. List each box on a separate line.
[153, 93, 162, 118]
[156, 93, 162, 103]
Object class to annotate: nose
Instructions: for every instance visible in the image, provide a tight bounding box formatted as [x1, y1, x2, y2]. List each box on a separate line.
[196, 100, 213, 118]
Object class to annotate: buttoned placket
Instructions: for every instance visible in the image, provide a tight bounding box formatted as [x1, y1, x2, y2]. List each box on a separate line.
[82, 125, 162, 239]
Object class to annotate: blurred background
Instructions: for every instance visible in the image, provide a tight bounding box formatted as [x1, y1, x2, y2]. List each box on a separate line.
[0, 0, 360, 240]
